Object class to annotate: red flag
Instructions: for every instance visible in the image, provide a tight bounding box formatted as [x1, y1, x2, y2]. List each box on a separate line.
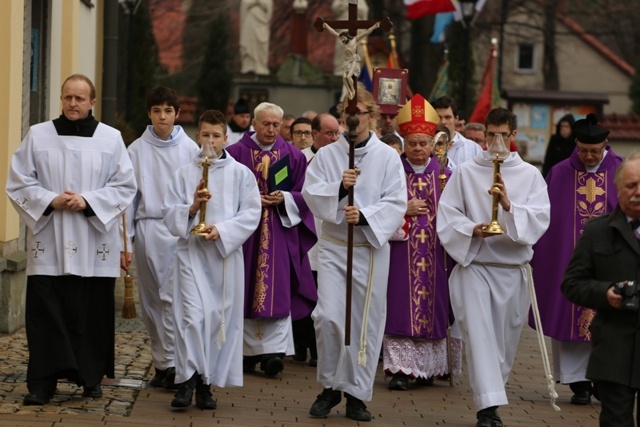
[404, 0, 455, 20]
[469, 43, 501, 124]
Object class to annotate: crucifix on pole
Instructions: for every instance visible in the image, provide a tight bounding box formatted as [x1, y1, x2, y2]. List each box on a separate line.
[314, 0, 392, 347]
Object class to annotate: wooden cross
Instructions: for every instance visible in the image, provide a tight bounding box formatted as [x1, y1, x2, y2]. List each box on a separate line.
[313, 0, 392, 114]
[314, 1, 392, 347]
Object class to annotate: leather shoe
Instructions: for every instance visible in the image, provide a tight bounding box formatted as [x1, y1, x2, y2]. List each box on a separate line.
[308, 358, 317, 367]
[263, 355, 284, 377]
[82, 384, 102, 398]
[171, 383, 194, 408]
[476, 406, 503, 427]
[309, 388, 341, 417]
[23, 390, 50, 406]
[346, 396, 372, 422]
[149, 368, 167, 388]
[195, 385, 216, 410]
[162, 367, 178, 390]
[569, 381, 592, 405]
[388, 374, 409, 391]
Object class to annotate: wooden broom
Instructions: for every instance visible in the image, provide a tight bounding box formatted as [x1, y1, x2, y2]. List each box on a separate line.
[121, 213, 137, 319]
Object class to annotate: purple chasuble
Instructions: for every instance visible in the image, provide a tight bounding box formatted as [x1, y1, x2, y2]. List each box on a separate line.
[385, 157, 452, 340]
[530, 147, 622, 341]
[226, 132, 317, 320]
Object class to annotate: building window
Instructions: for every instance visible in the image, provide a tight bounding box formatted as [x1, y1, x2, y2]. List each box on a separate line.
[516, 43, 535, 73]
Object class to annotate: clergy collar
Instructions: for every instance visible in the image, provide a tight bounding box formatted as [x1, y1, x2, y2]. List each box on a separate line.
[228, 119, 251, 133]
[355, 133, 372, 149]
[311, 144, 319, 154]
[407, 157, 430, 173]
[53, 111, 99, 137]
[584, 150, 608, 173]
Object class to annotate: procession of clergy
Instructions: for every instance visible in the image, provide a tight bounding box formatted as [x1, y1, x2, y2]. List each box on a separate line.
[7, 73, 633, 426]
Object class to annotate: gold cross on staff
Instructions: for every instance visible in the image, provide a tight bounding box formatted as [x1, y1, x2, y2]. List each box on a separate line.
[313, 0, 392, 114]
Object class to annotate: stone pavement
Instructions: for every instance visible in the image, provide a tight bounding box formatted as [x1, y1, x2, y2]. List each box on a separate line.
[0, 275, 601, 426]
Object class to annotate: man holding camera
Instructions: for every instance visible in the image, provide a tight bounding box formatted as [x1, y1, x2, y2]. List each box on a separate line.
[562, 151, 640, 427]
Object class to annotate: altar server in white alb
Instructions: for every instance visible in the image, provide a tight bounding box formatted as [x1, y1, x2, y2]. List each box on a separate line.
[163, 110, 261, 410]
[302, 85, 407, 422]
[436, 107, 550, 427]
[6, 74, 137, 405]
[123, 87, 199, 390]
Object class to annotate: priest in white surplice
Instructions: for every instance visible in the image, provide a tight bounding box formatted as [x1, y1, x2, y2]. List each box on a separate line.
[163, 110, 261, 410]
[5, 74, 137, 406]
[124, 87, 199, 390]
[302, 86, 407, 422]
[436, 108, 550, 427]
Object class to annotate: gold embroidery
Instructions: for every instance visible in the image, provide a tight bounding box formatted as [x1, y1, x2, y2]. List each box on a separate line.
[575, 172, 607, 225]
[577, 177, 605, 203]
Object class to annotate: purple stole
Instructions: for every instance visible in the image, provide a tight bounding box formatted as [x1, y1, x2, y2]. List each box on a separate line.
[385, 157, 451, 340]
[530, 148, 623, 341]
[226, 133, 317, 320]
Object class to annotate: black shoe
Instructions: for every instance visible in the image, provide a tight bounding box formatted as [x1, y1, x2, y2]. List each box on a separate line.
[83, 384, 103, 398]
[345, 396, 372, 422]
[171, 383, 194, 408]
[569, 381, 592, 405]
[195, 385, 216, 410]
[416, 376, 435, 387]
[163, 367, 178, 390]
[476, 406, 502, 427]
[23, 390, 50, 406]
[388, 374, 409, 391]
[308, 358, 317, 367]
[149, 368, 167, 388]
[309, 388, 342, 417]
[262, 355, 284, 377]
[243, 355, 260, 373]
[292, 345, 307, 362]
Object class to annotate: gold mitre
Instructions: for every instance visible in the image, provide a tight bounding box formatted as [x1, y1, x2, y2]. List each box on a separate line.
[396, 94, 440, 138]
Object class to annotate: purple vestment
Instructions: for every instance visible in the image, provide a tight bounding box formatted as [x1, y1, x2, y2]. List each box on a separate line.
[530, 147, 622, 341]
[226, 132, 317, 321]
[385, 157, 452, 340]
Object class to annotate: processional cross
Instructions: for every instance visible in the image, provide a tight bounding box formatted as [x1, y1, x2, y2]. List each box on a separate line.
[314, 0, 392, 346]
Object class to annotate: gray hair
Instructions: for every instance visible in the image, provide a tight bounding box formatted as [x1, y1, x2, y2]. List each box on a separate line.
[254, 102, 284, 121]
[614, 150, 640, 187]
[464, 122, 486, 132]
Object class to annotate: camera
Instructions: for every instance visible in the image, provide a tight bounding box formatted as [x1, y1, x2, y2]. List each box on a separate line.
[613, 281, 640, 311]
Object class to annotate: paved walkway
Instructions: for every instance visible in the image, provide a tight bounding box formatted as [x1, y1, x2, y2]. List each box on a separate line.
[0, 276, 601, 426]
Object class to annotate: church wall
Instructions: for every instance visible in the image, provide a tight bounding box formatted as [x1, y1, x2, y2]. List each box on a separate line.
[0, 0, 27, 334]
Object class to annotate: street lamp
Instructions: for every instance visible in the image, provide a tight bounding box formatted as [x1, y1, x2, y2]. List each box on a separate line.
[459, 0, 477, 119]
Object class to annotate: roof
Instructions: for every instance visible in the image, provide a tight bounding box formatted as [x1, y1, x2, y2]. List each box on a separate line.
[601, 113, 640, 141]
[557, 14, 636, 77]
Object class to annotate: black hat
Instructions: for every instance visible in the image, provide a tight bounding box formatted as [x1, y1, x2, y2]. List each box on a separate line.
[234, 98, 250, 115]
[573, 113, 609, 144]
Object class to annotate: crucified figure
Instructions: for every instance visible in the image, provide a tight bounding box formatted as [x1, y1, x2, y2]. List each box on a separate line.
[323, 21, 380, 100]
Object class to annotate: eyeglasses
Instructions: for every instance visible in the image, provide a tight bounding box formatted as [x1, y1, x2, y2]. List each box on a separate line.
[486, 131, 512, 140]
[576, 146, 605, 156]
[293, 130, 312, 137]
[355, 110, 371, 116]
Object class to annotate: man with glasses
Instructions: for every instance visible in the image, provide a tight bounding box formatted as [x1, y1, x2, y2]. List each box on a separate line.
[291, 117, 313, 150]
[226, 102, 317, 378]
[309, 113, 341, 153]
[530, 113, 623, 406]
[437, 108, 550, 427]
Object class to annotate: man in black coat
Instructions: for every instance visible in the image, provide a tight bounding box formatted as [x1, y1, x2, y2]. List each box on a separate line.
[562, 151, 640, 427]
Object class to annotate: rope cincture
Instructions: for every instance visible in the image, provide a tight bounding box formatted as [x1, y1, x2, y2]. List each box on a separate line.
[322, 234, 375, 367]
[527, 264, 561, 412]
[471, 261, 561, 411]
[216, 258, 228, 349]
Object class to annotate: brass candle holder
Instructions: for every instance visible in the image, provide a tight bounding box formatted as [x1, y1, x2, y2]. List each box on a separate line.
[191, 138, 216, 236]
[483, 133, 510, 235]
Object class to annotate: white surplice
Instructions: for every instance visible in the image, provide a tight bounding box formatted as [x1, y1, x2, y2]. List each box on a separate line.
[125, 125, 199, 371]
[448, 131, 483, 169]
[436, 152, 550, 411]
[302, 132, 407, 401]
[6, 121, 137, 277]
[162, 152, 261, 387]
